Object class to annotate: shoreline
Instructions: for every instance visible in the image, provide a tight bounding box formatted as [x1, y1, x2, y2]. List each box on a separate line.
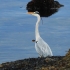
[0, 49, 70, 70]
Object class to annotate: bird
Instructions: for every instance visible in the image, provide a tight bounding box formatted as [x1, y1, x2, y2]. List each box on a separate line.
[28, 11, 53, 57]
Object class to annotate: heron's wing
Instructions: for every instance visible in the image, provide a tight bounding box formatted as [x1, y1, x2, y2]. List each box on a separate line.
[35, 37, 53, 57]
[35, 43, 43, 57]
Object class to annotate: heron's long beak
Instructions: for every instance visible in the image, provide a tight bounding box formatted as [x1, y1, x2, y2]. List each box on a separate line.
[28, 12, 34, 14]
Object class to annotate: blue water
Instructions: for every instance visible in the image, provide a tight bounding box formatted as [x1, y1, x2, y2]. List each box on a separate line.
[0, 0, 70, 63]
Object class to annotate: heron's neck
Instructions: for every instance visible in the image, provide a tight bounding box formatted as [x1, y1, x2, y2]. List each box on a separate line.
[35, 15, 40, 40]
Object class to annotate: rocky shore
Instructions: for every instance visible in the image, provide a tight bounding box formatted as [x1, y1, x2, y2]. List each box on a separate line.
[0, 49, 70, 70]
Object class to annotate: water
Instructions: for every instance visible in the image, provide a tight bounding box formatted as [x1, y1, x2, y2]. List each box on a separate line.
[0, 0, 70, 63]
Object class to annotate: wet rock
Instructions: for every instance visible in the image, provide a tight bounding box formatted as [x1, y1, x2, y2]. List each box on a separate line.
[0, 56, 64, 70]
[26, 0, 64, 17]
[0, 49, 70, 70]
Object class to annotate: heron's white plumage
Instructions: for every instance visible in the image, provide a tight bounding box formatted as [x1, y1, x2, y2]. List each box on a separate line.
[34, 13, 53, 57]
[35, 36, 53, 57]
[28, 12, 53, 57]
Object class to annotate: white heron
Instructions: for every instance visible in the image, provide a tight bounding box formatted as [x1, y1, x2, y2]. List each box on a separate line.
[28, 11, 53, 57]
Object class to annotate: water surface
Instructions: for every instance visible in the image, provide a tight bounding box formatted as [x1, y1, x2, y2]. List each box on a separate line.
[0, 0, 70, 63]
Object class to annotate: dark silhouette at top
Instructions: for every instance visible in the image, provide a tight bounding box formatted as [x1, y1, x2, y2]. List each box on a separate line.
[26, 0, 64, 17]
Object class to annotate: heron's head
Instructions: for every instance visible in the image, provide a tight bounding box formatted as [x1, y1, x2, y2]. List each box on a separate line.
[28, 11, 40, 17]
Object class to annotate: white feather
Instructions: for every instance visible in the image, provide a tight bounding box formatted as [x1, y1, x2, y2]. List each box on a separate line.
[32, 13, 53, 57]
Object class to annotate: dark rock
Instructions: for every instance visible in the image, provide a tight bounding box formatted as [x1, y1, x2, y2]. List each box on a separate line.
[0, 56, 64, 70]
[0, 49, 70, 70]
[26, 0, 64, 17]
